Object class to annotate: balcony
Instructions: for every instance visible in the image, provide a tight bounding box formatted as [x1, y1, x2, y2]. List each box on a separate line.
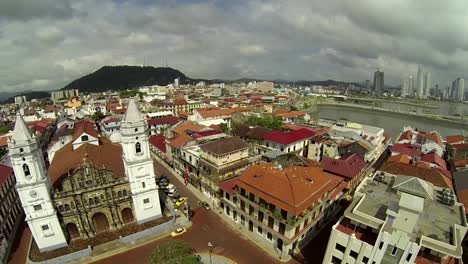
[335, 217, 378, 246]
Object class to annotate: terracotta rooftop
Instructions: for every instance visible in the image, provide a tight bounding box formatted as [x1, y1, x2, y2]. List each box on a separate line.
[452, 143, 468, 150]
[196, 107, 252, 119]
[49, 137, 124, 185]
[237, 163, 343, 216]
[274, 111, 306, 118]
[72, 121, 99, 142]
[387, 154, 411, 164]
[398, 130, 414, 142]
[421, 153, 447, 170]
[390, 143, 421, 158]
[263, 128, 316, 145]
[167, 134, 193, 149]
[453, 158, 468, 168]
[446, 135, 465, 144]
[381, 161, 453, 189]
[200, 137, 249, 155]
[146, 116, 180, 126]
[172, 121, 206, 135]
[321, 153, 366, 180]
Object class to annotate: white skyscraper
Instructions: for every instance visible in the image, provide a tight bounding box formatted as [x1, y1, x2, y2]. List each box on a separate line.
[424, 71, 431, 98]
[120, 99, 162, 224]
[416, 67, 424, 98]
[401, 76, 409, 97]
[174, 77, 180, 87]
[408, 75, 414, 97]
[457, 77, 464, 101]
[8, 115, 67, 252]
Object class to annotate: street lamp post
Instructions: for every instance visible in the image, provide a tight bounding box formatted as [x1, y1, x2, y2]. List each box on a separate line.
[208, 242, 213, 264]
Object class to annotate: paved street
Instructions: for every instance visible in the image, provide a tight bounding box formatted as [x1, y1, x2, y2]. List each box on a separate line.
[90, 158, 298, 264]
[6, 158, 335, 264]
[7, 223, 30, 264]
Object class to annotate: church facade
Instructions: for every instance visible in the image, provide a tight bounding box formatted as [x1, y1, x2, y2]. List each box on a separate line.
[8, 99, 162, 253]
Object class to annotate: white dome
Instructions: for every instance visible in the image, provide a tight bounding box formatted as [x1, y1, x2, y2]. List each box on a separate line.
[109, 132, 122, 143]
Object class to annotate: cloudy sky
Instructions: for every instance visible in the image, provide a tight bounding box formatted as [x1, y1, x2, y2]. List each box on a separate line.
[1, 0, 468, 92]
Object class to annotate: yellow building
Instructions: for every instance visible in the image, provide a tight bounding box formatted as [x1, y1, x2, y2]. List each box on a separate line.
[66, 98, 82, 108]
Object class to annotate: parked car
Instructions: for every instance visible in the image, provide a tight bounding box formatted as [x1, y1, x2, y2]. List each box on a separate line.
[172, 195, 181, 203]
[162, 183, 174, 192]
[170, 228, 187, 237]
[175, 197, 188, 207]
[167, 186, 178, 197]
[200, 201, 210, 210]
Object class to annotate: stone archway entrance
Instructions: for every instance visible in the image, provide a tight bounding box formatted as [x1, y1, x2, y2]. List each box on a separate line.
[92, 212, 110, 233]
[121, 208, 134, 224]
[66, 223, 80, 240]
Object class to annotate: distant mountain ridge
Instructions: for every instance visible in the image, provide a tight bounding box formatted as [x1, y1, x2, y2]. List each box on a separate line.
[1, 65, 367, 103]
[61, 65, 192, 93]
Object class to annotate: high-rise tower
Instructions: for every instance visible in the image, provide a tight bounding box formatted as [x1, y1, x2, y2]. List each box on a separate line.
[373, 70, 384, 96]
[120, 99, 162, 224]
[8, 115, 67, 252]
[416, 67, 424, 98]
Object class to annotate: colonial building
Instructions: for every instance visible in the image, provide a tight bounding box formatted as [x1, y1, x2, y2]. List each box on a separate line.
[218, 163, 344, 257]
[8, 99, 162, 253]
[0, 164, 23, 264]
[323, 173, 467, 264]
[199, 137, 250, 200]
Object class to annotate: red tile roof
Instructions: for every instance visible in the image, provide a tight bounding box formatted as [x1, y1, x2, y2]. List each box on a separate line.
[390, 143, 421, 158]
[321, 153, 366, 180]
[0, 164, 13, 186]
[453, 143, 468, 150]
[446, 135, 465, 144]
[72, 121, 99, 141]
[398, 130, 414, 141]
[421, 153, 447, 170]
[387, 154, 411, 164]
[263, 128, 316, 145]
[49, 138, 124, 185]
[237, 163, 343, 216]
[147, 116, 180, 126]
[381, 161, 453, 189]
[149, 134, 166, 153]
[218, 177, 239, 195]
[101, 117, 120, 125]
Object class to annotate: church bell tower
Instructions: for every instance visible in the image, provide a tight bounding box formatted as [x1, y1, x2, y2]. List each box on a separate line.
[121, 99, 162, 224]
[8, 115, 67, 252]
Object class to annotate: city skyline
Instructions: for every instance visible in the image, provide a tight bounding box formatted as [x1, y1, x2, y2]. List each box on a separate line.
[2, 1, 468, 92]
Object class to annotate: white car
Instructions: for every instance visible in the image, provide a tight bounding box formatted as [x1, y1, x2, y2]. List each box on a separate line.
[170, 228, 187, 237]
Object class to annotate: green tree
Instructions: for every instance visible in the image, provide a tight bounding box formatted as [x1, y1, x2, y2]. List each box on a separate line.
[0, 126, 11, 134]
[91, 111, 106, 121]
[119, 90, 139, 98]
[219, 123, 229, 134]
[150, 240, 200, 264]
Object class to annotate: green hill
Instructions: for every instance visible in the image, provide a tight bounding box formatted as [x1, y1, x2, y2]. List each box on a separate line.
[61, 65, 192, 93]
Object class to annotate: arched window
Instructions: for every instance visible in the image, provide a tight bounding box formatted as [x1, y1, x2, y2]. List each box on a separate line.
[65, 204, 71, 212]
[142, 182, 146, 188]
[89, 198, 94, 205]
[59, 205, 64, 212]
[123, 190, 128, 197]
[23, 164, 31, 177]
[135, 142, 142, 153]
[81, 135, 89, 141]
[118, 191, 122, 198]
[94, 197, 99, 204]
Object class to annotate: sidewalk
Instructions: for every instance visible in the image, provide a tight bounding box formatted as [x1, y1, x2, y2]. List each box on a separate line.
[152, 153, 290, 262]
[68, 203, 191, 264]
[198, 253, 236, 264]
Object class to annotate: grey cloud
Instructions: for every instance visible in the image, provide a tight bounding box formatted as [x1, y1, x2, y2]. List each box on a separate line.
[0, 0, 75, 20]
[2, 0, 468, 92]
